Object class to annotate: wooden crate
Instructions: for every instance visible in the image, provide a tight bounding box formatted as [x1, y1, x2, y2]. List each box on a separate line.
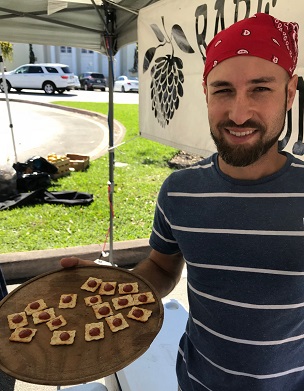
[66, 154, 90, 171]
[47, 154, 70, 178]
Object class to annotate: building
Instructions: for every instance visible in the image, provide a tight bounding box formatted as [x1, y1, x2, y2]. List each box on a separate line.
[4, 42, 138, 79]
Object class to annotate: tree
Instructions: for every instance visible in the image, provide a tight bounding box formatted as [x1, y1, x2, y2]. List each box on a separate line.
[0, 41, 13, 61]
[29, 44, 36, 63]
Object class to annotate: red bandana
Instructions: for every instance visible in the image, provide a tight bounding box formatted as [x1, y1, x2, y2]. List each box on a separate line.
[203, 13, 299, 81]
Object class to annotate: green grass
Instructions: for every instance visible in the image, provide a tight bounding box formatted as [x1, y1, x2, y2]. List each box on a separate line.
[0, 102, 178, 253]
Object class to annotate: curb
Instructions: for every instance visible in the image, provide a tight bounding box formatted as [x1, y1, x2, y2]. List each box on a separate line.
[0, 239, 150, 282]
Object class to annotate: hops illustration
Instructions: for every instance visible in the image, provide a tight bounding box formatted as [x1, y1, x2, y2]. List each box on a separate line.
[143, 18, 194, 127]
[150, 55, 184, 127]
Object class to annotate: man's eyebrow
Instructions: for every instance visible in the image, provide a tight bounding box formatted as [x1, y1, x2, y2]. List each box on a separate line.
[209, 76, 277, 88]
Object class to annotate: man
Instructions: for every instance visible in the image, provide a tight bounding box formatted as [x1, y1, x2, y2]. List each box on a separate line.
[61, 13, 304, 390]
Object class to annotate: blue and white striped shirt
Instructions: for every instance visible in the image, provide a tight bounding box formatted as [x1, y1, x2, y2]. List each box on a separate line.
[150, 152, 304, 390]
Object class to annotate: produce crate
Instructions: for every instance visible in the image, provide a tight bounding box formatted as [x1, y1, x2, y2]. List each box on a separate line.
[47, 154, 70, 178]
[66, 153, 90, 171]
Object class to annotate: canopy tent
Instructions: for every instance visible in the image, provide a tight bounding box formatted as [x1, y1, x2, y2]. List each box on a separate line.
[0, 0, 160, 264]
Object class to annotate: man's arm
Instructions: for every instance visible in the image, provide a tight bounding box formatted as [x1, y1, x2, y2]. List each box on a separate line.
[133, 249, 185, 298]
[60, 249, 185, 298]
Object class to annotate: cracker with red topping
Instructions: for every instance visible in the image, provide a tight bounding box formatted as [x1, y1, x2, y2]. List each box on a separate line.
[92, 302, 114, 319]
[105, 313, 129, 333]
[84, 295, 102, 307]
[127, 307, 152, 323]
[132, 292, 155, 306]
[118, 282, 139, 295]
[24, 299, 48, 315]
[32, 308, 56, 325]
[112, 294, 134, 310]
[85, 322, 104, 341]
[46, 315, 67, 331]
[9, 327, 37, 343]
[58, 293, 78, 309]
[7, 312, 28, 330]
[50, 330, 76, 345]
[99, 281, 117, 295]
[81, 277, 102, 292]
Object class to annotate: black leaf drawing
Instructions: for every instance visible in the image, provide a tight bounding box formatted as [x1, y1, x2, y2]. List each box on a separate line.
[151, 23, 166, 42]
[143, 47, 156, 73]
[171, 25, 195, 54]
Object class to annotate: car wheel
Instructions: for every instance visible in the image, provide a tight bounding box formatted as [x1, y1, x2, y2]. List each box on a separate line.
[84, 83, 90, 91]
[0, 79, 11, 93]
[57, 89, 66, 94]
[43, 81, 56, 94]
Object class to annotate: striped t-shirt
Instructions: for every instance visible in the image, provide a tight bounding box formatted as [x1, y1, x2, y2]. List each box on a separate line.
[149, 151, 304, 391]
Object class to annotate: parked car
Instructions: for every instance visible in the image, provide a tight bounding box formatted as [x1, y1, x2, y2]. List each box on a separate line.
[72, 75, 81, 90]
[0, 63, 75, 94]
[79, 72, 107, 91]
[113, 75, 139, 92]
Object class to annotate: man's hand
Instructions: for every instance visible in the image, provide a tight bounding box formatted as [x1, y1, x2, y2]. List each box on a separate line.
[60, 256, 95, 268]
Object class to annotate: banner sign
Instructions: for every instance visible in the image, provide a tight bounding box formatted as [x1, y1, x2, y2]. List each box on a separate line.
[138, 0, 304, 158]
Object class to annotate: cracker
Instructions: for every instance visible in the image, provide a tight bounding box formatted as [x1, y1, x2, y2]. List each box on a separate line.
[99, 281, 117, 295]
[92, 302, 113, 319]
[46, 315, 67, 331]
[58, 293, 77, 309]
[84, 295, 102, 307]
[81, 277, 102, 292]
[7, 312, 28, 330]
[50, 330, 76, 345]
[9, 327, 37, 343]
[132, 292, 155, 306]
[24, 299, 48, 315]
[118, 282, 139, 295]
[85, 322, 105, 341]
[112, 294, 134, 310]
[127, 306, 152, 323]
[105, 313, 129, 333]
[32, 308, 56, 325]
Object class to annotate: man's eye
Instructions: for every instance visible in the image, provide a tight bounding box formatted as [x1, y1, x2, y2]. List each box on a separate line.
[213, 89, 232, 94]
[254, 87, 270, 92]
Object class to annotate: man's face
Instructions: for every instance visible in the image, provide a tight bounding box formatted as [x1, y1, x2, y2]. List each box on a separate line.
[204, 56, 297, 167]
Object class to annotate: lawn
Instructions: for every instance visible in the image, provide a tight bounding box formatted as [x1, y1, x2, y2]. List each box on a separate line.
[0, 102, 178, 253]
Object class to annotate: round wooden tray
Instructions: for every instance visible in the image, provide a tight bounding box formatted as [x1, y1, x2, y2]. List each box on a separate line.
[0, 266, 164, 386]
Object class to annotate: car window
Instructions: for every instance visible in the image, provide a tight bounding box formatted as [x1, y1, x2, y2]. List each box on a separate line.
[28, 66, 43, 73]
[15, 66, 30, 74]
[45, 67, 59, 73]
[91, 73, 104, 78]
[60, 66, 72, 74]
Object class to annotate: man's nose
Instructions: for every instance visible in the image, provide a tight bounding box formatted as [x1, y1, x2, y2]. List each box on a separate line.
[228, 94, 253, 125]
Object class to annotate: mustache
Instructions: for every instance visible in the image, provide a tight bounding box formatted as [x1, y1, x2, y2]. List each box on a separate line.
[217, 119, 265, 130]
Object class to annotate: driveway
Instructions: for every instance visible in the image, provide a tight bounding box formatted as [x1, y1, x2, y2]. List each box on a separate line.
[0, 89, 136, 165]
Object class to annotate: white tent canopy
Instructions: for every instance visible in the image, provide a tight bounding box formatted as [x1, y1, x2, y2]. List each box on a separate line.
[0, 0, 159, 54]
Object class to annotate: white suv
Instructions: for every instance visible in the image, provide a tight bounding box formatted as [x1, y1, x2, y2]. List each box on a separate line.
[0, 63, 75, 94]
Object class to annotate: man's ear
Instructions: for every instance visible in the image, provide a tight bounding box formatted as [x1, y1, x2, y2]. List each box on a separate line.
[287, 74, 298, 111]
[203, 82, 208, 103]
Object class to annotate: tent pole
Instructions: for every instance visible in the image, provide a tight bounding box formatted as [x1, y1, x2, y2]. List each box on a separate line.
[0, 47, 18, 163]
[106, 8, 115, 266]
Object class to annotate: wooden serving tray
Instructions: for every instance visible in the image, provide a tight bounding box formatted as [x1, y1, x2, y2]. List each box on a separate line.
[0, 266, 164, 386]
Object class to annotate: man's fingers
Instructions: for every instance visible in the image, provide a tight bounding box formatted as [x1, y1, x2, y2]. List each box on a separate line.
[60, 257, 94, 268]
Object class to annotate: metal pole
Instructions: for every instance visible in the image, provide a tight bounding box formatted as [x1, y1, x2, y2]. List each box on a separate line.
[106, 8, 115, 265]
[0, 46, 18, 163]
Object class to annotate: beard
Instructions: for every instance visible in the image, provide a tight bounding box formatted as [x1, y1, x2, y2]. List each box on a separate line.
[210, 107, 287, 167]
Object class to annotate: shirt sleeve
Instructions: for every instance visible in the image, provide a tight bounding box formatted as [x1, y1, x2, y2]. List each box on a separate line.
[149, 176, 181, 255]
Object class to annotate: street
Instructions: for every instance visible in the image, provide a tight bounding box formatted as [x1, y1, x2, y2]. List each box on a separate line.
[1, 88, 139, 105]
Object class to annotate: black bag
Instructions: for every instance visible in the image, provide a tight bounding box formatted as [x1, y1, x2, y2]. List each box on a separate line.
[0, 190, 93, 211]
[16, 172, 51, 192]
